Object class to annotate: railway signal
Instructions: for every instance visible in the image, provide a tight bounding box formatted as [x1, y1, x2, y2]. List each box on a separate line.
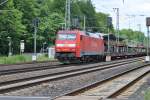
[72, 16, 80, 29]
[107, 17, 113, 28]
[113, 8, 120, 53]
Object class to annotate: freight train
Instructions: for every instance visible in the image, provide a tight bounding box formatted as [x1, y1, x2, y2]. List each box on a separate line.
[55, 30, 147, 63]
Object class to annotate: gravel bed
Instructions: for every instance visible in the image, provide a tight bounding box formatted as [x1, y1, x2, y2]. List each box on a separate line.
[0, 60, 142, 85]
[0, 57, 142, 73]
[0, 61, 60, 72]
[126, 78, 150, 100]
[0, 62, 143, 99]
[0, 63, 101, 84]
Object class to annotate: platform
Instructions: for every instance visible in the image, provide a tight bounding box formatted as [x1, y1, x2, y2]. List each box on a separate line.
[0, 96, 51, 100]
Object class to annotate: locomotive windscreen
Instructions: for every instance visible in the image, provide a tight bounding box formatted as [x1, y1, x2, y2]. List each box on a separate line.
[57, 33, 76, 40]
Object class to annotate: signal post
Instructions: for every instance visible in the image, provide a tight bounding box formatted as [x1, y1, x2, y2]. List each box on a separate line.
[145, 17, 150, 62]
[106, 17, 112, 62]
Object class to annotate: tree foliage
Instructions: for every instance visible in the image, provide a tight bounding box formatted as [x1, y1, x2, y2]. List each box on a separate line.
[0, 0, 25, 55]
[119, 29, 146, 44]
[0, 0, 114, 55]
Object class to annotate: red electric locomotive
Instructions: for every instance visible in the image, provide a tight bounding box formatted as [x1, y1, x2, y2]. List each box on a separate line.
[55, 30, 105, 63]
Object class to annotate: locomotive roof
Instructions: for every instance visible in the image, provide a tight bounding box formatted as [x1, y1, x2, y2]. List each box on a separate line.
[57, 30, 103, 38]
[57, 30, 124, 40]
[58, 30, 80, 34]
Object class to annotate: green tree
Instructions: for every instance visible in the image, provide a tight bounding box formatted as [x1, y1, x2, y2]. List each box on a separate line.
[0, 0, 114, 55]
[96, 12, 109, 33]
[13, 0, 39, 52]
[39, 12, 64, 46]
[0, 0, 25, 55]
[119, 29, 145, 44]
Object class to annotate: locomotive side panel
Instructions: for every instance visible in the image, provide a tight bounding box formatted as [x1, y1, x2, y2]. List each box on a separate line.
[80, 35, 105, 57]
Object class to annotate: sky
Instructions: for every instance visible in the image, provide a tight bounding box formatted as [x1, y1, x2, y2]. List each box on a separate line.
[92, 0, 150, 35]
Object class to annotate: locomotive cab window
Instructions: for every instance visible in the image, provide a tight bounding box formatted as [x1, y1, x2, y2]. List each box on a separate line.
[57, 33, 76, 40]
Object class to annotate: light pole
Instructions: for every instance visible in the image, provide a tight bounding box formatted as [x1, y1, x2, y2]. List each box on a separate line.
[34, 23, 37, 57]
[7, 36, 12, 56]
[137, 24, 141, 32]
[126, 39, 129, 53]
[146, 17, 150, 62]
[83, 16, 86, 32]
[107, 17, 112, 54]
[113, 8, 120, 53]
[126, 15, 134, 29]
[131, 15, 136, 30]
[146, 26, 149, 61]
[65, 0, 71, 30]
[32, 18, 39, 61]
[126, 15, 131, 29]
[106, 17, 112, 61]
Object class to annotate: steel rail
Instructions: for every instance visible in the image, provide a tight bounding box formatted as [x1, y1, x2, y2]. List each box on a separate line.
[0, 57, 143, 76]
[106, 68, 150, 99]
[0, 58, 143, 94]
[0, 58, 142, 85]
[55, 63, 150, 100]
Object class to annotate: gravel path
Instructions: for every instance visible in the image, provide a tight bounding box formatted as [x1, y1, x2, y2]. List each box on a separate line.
[0, 62, 143, 99]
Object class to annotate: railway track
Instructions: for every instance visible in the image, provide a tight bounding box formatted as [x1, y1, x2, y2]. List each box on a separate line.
[0, 57, 144, 95]
[55, 61, 150, 100]
[0, 57, 143, 75]
[0, 60, 60, 75]
[106, 66, 149, 99]
[75, 65, 150, 100]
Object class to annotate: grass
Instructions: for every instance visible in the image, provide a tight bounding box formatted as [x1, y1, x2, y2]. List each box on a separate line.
[37, 54, 54, 61]
[0, 55, 32, 64]
[145, 89, 150, 100]
[0, 54, 55, 64]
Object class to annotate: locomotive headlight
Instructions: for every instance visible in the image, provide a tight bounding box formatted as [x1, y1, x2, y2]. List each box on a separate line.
[56, 44, 76, 47]
[56, 44, 64, 47]
[68, 44, 76, 47]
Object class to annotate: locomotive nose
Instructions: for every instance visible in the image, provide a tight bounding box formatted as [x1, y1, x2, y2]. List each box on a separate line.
[55, 40, 76, 52]
[56, 43, 76, 47]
